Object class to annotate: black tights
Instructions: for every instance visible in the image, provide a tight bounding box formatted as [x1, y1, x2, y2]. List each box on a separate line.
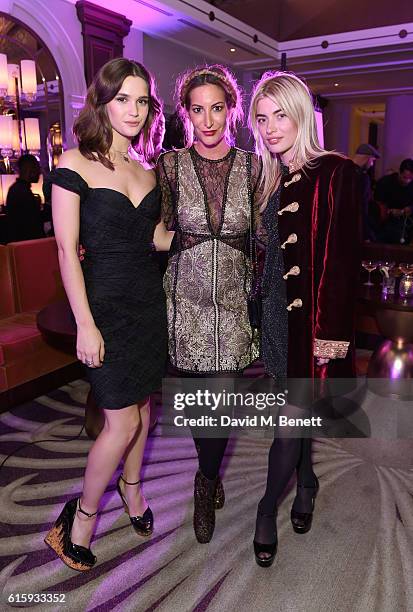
[174, 369, 239, 481]
[255, 402, 315, 547]
[254, 434, 316, 547]
[195, 436, 229, 480]
[195, 372, 242, 480]
[259, 436, 315, 515]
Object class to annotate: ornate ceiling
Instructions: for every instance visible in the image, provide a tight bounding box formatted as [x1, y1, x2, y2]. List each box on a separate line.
[207, 0, 412, 41]
[0, 14, 58, 81]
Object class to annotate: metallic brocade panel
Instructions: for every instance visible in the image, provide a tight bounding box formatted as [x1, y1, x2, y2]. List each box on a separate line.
[164, 149, 259, 372]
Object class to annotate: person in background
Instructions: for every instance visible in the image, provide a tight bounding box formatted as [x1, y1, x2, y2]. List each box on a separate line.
[375, 158, 413, 244]
[6, 154, 45, 242]
[163, 110, 186, 151]
[352, 143, 380, 241]
[152, 112, 166, 161]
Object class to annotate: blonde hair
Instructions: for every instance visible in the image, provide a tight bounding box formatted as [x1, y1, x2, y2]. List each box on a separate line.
[249, 71, 331, 208]
[175, 64, 243, 147]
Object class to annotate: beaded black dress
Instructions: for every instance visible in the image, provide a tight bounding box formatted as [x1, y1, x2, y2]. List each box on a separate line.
[157, 146, 261, 373]
[44, 168, 168, 409]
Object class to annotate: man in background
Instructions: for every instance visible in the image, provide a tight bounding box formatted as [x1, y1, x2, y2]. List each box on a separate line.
[352, 143, 380, 241]
[375, 158, 413, 244]
[6, 154, 45, 242]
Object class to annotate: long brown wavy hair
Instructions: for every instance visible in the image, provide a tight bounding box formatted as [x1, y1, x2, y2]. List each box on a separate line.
[73, 58, 161, 170]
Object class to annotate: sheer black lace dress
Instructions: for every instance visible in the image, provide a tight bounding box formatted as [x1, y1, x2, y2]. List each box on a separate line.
[157, 145, 262, 373]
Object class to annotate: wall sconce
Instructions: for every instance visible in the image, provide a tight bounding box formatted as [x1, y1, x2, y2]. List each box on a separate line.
[20, 60, 37, 103]
[0, 173, 18, 204]
[0, 54, 8, 97]
[0, 54, 39, 167]
[7, 64, 20, 103]
[0, 115, 13, 157]
[24, 117, 40, 154]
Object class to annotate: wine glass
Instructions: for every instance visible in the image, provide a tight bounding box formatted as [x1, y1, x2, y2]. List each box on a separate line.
[399, 262, 413, 275]
[361, 260, 377, 286]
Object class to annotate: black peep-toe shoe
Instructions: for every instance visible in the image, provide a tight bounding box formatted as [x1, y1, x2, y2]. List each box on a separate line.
[117, 474, 153, 536]
[44, 498, 97, 571]
[253, 509, 278, 568]
[290, 475, 319, 534]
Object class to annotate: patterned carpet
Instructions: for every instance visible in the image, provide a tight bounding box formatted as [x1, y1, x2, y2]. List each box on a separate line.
[0, 377, 412, 612]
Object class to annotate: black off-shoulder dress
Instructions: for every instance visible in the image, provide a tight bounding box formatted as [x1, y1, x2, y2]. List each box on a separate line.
[44, 168, 167, 409]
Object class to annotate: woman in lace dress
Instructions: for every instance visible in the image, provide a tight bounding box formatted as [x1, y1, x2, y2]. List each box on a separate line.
[249, 71, 360, 566]
[157, 65, 262, 543]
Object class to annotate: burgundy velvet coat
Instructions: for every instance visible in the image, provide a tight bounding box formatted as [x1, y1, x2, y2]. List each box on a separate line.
[271, 154, 361, 379]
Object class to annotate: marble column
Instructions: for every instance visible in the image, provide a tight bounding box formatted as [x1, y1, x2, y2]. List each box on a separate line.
[323, 100, 352, 154]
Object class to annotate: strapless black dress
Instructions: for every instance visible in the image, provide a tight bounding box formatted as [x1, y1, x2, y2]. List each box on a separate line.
[44, 168, 167, 409]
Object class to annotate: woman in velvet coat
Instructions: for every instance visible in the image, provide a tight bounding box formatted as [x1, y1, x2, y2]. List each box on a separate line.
[248, 71, 360, 567]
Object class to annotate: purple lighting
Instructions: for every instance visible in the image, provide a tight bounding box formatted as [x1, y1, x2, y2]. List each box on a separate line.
[67, 0, 187, 35]
[390, 357, 403, 379]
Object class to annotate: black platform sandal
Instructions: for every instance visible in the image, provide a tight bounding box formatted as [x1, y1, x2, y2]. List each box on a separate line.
[253, 508, 278, 568]
[44, 498, 97, 571]
[116, 474, 153, 536]
[290, 475, 319, 534]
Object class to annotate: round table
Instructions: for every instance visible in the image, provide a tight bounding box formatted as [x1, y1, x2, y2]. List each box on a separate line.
[358, 285, 413, 397]
[37, 299, 158, 438]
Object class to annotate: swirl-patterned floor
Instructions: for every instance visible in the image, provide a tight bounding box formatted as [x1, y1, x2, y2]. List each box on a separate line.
[1, 378, 412, 612]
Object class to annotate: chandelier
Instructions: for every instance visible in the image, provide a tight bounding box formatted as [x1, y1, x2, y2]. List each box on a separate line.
[0, 54, 40, 170]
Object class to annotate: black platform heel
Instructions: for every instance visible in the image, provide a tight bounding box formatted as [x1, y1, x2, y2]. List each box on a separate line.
[116, 474, 153, 536]
[290, 475, 319, 534]
[44, 498, 97, 571]
[253, 508, 278, 568]
[193, 470, 217, 543]
[214, 477, 225, 510]
[194, 442, 225, 510]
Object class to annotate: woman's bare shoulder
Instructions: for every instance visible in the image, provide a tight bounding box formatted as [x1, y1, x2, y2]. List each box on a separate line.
[57, 148, 85, 171]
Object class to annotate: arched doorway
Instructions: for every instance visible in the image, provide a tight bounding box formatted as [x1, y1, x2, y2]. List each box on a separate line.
[0, 12, 67, 170]
[3, 0, 87, 150]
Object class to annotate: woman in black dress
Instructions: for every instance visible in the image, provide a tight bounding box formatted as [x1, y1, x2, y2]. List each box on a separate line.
[44, 59, 168, 571]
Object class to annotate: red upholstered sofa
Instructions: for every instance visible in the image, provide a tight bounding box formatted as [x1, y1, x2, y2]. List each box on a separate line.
[0, 238, 77, 409]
